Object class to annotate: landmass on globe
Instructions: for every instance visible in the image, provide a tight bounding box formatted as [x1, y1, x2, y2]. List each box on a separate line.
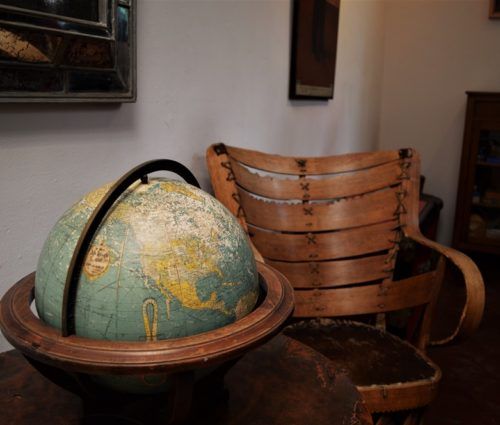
[35, 178, 259, 344]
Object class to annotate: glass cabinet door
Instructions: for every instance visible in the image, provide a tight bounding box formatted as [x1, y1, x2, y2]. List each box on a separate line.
[467, 125, 500, 245]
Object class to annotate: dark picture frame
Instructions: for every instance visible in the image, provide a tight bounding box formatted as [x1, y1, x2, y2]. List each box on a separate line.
[490, 0, 500, 19]
[0, 0, 136, 102]
[289, 0, 340, 100]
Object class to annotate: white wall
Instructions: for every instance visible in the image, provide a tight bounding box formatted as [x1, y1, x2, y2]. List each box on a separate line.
[378, 0, 500, 243]
[0, 0, 386, 351]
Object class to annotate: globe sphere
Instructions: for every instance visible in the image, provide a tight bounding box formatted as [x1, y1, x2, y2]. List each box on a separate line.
[34, 178, 259, 392]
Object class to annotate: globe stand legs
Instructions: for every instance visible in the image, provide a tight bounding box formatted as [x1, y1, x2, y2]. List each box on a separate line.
[80, 377, 195, 425]
[26, 356, 234, 425]
[165, 372, 194, 425]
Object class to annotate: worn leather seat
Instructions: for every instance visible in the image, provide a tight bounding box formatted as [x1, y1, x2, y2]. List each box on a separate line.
[285, 319, 439, 387]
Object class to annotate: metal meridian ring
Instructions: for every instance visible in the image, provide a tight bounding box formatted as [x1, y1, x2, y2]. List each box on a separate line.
[62, 159, 200, 336]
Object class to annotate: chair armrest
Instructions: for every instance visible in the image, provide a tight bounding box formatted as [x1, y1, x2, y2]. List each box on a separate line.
[405, 228, 485, 346]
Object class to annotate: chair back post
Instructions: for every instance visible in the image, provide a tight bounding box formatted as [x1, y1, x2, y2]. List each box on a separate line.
[206, 143, 247, 231]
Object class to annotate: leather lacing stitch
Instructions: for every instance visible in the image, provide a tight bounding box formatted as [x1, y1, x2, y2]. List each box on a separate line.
[213, 143, 246, 220]
[397, 161, 411, 181]
[383, 149, 413, 274]
[221, 161, 235, 181]
[232, 192, 246, 219]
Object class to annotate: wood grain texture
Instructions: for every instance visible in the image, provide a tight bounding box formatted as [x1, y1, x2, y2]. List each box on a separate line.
[231, 159, 402, 200]
[0, 336, 373, 425]
[358, 377, 439, 414]
[226, 145, 400, 175]
[206, 145, 264, 262]
[415, 256, 446, 351]
[402, 150, 485, 345]
[207, 144, 485, 346]
[206, 145, 246, 229]
[239, 186, 400, 232]
[293, 271, 437, 317]
[284, 319, 441, 413]
[0, 264, 294, 375]
[206, 144, 485, 417]
[248, 220, 398, 262]
[266, 255, 391, 288]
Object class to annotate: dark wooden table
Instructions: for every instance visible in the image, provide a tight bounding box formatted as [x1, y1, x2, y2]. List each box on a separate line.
[0, 335, 372, 425]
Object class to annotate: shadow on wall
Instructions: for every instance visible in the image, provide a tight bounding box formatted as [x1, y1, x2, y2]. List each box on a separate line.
[0, 103, 137, 145]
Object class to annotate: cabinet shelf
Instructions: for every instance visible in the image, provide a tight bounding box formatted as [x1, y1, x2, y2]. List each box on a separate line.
[476, 161, 500, 168]
[472, 202, 500, 209]
[468, 236, 500, 247]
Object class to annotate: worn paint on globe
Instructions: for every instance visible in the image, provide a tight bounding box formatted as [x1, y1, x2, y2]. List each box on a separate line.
[35, 178, 259, 346]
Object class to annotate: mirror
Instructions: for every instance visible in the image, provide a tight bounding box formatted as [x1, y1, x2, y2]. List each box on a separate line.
[0, 0, 135, 102]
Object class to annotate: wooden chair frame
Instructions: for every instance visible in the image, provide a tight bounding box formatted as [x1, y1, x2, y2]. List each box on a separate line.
[206, 144, 485, 416]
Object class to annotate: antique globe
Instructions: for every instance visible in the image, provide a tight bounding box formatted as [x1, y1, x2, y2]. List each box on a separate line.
[34, 175, 259, 393]
[0, 160, 294, 424]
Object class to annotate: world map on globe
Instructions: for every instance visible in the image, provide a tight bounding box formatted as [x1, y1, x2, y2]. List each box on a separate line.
[35, 178, 259, 348]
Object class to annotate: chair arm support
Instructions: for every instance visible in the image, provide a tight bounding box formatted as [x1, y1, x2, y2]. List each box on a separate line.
[405, 229, 485, 346]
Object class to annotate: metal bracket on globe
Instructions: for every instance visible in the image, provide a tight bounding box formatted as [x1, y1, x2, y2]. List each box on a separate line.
[61, 159, 201, 337]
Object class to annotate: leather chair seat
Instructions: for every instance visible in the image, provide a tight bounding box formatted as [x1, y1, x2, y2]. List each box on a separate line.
[284, 319, 439, 387]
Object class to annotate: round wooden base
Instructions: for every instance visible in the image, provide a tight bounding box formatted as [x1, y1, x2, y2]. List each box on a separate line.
[0, 262, 294, 424]
[0, 335, 373, 425]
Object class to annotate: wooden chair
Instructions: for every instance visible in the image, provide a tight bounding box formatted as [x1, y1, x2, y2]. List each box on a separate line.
[206, 144, 485, 423]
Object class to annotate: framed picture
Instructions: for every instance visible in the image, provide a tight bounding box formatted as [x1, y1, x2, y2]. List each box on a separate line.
[0, 0, 136, 102]
[490, 0, 500, 19]
[289, 0, 340, 100]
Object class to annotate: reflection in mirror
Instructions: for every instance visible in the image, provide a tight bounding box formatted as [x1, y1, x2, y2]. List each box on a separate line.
[0, 0, 100, 22]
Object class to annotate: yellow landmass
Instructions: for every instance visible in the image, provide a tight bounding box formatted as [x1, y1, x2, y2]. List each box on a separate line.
[81, 182, 114, 209]
[70, 178, 236, 315]
[74, 179, 203, 223]
[235, 290, 259, 320]
[141, 237, 230, 314]
[157, 180, 204, 202]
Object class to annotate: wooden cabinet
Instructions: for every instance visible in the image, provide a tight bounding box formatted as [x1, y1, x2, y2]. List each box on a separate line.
[453, 92, 500, 254]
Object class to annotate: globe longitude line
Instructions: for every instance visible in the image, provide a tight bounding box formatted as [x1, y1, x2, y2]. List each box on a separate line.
[38, 224, 78, 323]
[114, 225, 129, 340]
[61, 159, 201, 337]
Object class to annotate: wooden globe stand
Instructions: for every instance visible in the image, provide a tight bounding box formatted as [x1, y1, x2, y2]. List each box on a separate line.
[0, 264, 293, 424]
[0, 160, 295, 425]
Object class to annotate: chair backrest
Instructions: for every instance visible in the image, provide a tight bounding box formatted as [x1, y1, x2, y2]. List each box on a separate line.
[206, 144, 438, 319]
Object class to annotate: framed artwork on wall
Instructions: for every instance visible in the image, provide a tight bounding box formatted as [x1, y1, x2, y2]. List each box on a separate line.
[289, 0, 340, 100]
[0, 0, 136, 102]
[490, 0, 500, 18]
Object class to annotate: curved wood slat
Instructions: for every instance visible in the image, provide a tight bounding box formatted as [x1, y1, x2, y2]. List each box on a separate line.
[232, 159, 402, 200]
[227, 146, 400, 175]
[206, 145, 484, 417]
[359, 372, 440, 413]
[249, 221, 398, 262]
[293, 271, 437, 317]
[239, 186, 400, 232]
[266, 255, 391, 288]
